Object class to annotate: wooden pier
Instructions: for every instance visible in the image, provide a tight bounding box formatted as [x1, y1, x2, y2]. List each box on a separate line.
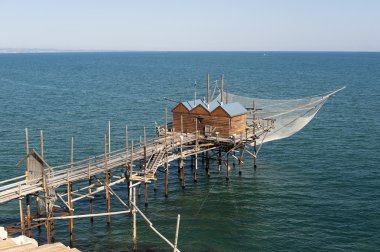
[0, 75, 275, 251]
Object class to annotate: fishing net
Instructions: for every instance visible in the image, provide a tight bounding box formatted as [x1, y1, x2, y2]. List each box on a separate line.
[217, 87, 344, 144]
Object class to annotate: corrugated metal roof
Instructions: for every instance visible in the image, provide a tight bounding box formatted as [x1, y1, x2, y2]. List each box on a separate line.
[219, 102, 247, 117]
[180, 99, 247, 117]
[182, 99, 204, 111]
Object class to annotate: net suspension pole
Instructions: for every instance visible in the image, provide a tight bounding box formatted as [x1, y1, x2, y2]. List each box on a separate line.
[207, 73, 210, 103]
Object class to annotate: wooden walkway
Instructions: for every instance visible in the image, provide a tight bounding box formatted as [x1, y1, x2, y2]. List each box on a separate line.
[0, 124, 271, 205]
[0, 118, 273, 251]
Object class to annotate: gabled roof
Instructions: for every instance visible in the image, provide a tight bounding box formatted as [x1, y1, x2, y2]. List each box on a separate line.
[181, 99, 205, 111]
[173, 98, 247, 118]
[219, 102, 247, 117]
[191, 104, 210, 115]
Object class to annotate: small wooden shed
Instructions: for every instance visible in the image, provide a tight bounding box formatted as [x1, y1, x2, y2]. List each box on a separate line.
[172, 99, 247, 138]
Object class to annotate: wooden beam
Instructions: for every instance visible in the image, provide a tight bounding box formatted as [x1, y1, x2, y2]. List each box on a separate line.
[18, 185, 25, 236]
[25, 128, 29, 182]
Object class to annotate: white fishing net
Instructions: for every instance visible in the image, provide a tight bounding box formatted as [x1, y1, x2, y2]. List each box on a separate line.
[218, 87, 344, 144]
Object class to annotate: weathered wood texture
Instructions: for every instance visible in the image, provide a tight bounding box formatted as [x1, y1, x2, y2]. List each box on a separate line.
[172, 112, 247, 137]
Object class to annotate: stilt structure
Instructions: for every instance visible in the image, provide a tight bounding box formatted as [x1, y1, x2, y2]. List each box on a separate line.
[6, 74, 332, 251]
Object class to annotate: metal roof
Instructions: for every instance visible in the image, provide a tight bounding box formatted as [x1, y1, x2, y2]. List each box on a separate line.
[219, 102, 247, 117]
[180, 99, 247, 117]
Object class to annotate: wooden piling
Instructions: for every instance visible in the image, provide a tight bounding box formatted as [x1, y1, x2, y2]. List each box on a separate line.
[18, 185, 25, 235]
[138, 136, 142, 196]
[254, 141, 257, 170]
[71, 137, 74, 166]
[125, 125, 128, 166]
[194, 120, 198, 182]
[239, 147, 244, 176]
[164, 160, 169, 197]
[179, 136, 185, 189]
[154, 173, 157, 192]
[207, 73, 210, 103]
[88, 159, 93, 223]
[128, 139, 134, 208]
[226, 152, 230, 181]
[104, 133, 111, 224]
[108, 121, 111, 159]
[67, 172, 73, 243]
[194, 154, 198, 182]
[40, 129, 44, 160]
[221, 74, 224, 103]
[173, 214, 181, 252]
[144, 127, 148, 207]
[132, 187, 137, 251]
[218, 148, 222, 173]
[206, 151, 210, 177]
[165, 109, 169, 197]
[25, 128, 30, 182]
[26, 195, 32, 237]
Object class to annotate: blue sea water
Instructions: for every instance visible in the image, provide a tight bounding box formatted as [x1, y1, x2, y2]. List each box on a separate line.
[0, 52, 379, 251]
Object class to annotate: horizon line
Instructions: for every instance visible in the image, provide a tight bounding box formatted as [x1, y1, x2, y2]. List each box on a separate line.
[1, 48, 379, 54]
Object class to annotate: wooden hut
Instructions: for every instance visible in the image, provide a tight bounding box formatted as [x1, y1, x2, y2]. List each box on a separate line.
[172, 99, 247, 138]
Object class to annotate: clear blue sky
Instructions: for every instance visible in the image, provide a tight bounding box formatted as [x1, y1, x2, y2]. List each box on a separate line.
[1, 0, 379, 51]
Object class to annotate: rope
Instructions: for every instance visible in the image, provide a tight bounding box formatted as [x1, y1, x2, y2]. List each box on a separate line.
[255, 130, 269, 157]
[194, 171, 221, 217]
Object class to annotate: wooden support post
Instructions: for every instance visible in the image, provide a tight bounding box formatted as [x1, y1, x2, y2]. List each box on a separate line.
[71, 137, 74, 166]
[108, 121, 111, 159]
[226, 152, 230, 181]
[25, 128, 30, 182]
[232, 151, 236, 169]
[67, 172, 73, 243]
[46, 216, 51, 244]
[239, 147, 244, 176]
[104, 133, 111, 225]
[154, 173, 157, 192]
[132, 188, 137, 252]
[179, 136, 185, 189]
[88, 159, 93, 223]
[40, 129, 44, 160]
[165, 160, 169, 197]
[165, 109, 169, 197]
[144, 183, 148, 208]
[128, 139, 134, 208]
[18, 185, 25, 235]
[43, 172, 52, 244]
[194, 119, 198, 182]
[125, 125, 128, 167]
[138, 137, 142, 196]
[143, 127, 148, 207]
[180, 114, 183, 134]
[207, 73, 210, 103]
[221, 74, 224, 103]
[36, 197, 41, 233]
[26, 195, 32, 237]
[254, 140, 257, 170]
[206, 151, 210, 177]
[180, 158, 185, 189]
[177, 158, 180, 176]
[194, 80, 197, 106]
[173, 214, 181, 252]
[194, 154, 198, 183]
[218, 148, 222, 173]
[50, 206, 55, 243]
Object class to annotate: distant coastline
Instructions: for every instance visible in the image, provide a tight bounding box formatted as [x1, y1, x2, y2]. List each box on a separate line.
[1, 48, 379, 54]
